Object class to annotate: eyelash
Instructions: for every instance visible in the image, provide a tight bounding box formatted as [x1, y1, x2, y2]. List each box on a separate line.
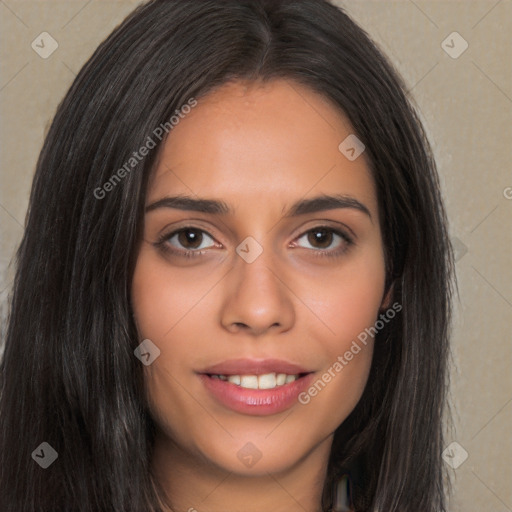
[154, 226, 354, 260]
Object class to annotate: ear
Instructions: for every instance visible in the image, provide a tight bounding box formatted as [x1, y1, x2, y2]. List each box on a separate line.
[380, 281, 394, 310]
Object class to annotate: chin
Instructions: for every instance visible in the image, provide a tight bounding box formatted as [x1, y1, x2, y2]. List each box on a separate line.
[193, 431, 328, 478]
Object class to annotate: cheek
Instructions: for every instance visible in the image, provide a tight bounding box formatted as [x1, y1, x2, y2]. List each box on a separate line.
[131, 257, 205, 442]
[131, 252, 167, 340]
[298, 345, 373, 436]
[130, 247, 217, 341]
[130, 249, 220, 423]
[297, 249, 385, 410]
[297, 284, 381, 429]
[305, 248, 387, 346]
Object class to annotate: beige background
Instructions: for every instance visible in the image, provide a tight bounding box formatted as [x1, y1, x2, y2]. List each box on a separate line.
[1, 1, 511, 510]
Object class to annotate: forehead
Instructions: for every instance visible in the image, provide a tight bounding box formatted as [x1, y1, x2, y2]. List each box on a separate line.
[148, 79, 377, 217]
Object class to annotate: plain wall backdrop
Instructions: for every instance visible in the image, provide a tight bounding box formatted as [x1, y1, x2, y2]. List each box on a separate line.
[0, 1, 511, 510]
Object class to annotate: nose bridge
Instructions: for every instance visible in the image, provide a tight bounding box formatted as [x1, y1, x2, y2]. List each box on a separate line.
[220, 237, 295, 334]
[237, 242, 280, 293]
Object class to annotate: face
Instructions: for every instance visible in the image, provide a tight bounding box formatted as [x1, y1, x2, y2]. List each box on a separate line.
[131, 79, 391, 477]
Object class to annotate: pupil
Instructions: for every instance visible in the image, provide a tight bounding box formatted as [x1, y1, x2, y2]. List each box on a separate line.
[178, 229, 202, 249]
[308, 228, 332, 248]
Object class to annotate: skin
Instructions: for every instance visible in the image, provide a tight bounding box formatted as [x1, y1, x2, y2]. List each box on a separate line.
[131, 79, 392, 512]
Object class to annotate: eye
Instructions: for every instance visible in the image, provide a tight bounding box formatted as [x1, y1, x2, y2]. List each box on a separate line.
[156, 227, 218, 257]
[294, 227, 353, 255]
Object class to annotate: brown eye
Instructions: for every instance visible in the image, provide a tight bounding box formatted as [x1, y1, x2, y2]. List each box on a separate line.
[307, 228, 334, 249]
[176, 228, 204, 249]
[162, 228, 217, 253]
[294, 226, 353, 257]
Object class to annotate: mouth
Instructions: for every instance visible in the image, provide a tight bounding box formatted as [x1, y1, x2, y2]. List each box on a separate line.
[197, 359, 315, 416]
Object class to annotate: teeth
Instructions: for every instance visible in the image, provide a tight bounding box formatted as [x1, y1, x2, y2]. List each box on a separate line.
[240, 375, 258, 389]
[227, 375, 241, 385]
[258, 373, 276, 389]
[213, 372, 299, 389]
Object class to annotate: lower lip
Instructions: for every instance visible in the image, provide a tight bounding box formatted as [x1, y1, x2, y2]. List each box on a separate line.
[199, 373, 315, 416]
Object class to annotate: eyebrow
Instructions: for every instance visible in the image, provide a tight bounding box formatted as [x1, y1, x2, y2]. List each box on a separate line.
[145, 193, 372, 221]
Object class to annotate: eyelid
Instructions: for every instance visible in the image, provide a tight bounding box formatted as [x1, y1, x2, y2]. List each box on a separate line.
[157, 220, 225, 244]
[295, 227, 351, 243]
[290, 219, 356, 242]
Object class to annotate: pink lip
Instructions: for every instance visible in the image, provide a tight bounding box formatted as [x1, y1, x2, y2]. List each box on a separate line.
[198, 359, 315, 416]
[198, 358, 312, 376]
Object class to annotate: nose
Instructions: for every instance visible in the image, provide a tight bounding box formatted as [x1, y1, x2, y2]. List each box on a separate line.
[219, 247, 295, 336]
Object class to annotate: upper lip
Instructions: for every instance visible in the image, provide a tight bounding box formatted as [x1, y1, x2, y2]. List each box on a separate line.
[198, 358, 313, 376]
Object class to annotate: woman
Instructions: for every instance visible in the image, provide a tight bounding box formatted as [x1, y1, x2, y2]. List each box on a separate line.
[0, 0, 455, 510]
